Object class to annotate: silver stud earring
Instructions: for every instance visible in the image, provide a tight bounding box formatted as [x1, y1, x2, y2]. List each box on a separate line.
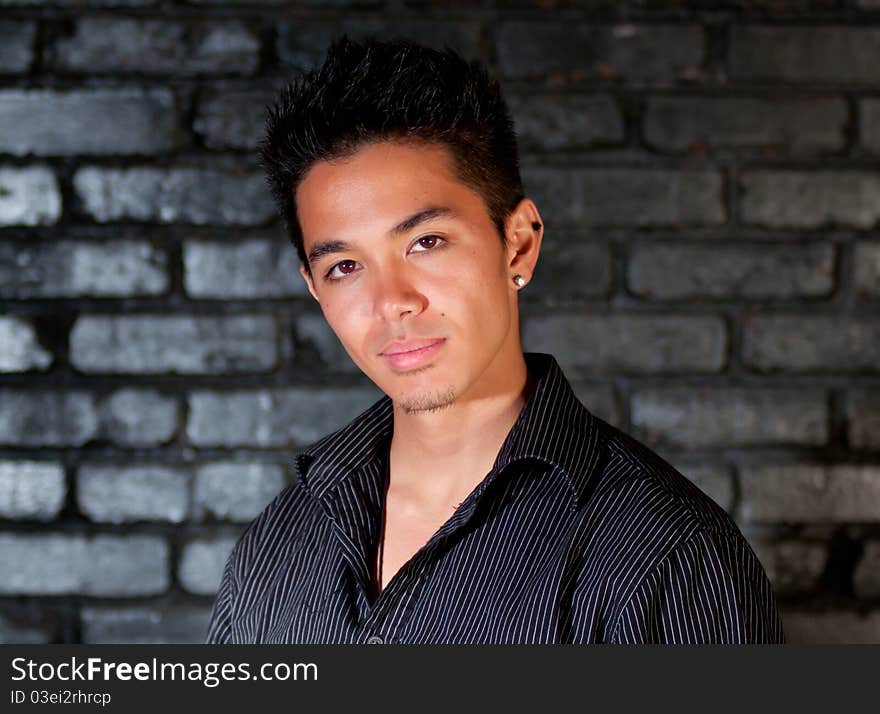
[513, 275, 526, 288]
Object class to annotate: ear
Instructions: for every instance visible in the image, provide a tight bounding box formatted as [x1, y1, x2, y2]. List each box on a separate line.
[504, 197, 544, 286]
[299, 263, 320, 302]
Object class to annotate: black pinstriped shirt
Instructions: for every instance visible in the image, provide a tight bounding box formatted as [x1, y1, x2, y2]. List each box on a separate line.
[205, 352, 784, 644]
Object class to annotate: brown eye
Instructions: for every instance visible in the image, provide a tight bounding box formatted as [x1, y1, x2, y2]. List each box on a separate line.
[410, 235, 446, 253]
[326, 259, 359, 281]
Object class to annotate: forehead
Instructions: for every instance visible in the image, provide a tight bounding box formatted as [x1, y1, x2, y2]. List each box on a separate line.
[295, 141, 486, 244]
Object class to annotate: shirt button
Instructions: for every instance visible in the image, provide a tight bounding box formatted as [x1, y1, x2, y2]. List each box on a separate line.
[366, 635, 384, 644]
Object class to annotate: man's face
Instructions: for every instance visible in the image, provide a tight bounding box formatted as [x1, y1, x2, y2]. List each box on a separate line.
[296, 140, 524, 414]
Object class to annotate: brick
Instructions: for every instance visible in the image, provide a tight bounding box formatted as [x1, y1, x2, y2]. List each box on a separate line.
[74, 167, 274, 226]
[740, 464, 880, 523]
[854, 242, 880, 301]
[743, 316, 880, 372]
[860, 99, 880, 153]
[0, 534, 168, 596]
[528, 237, 612, 302]
[0, 90, 180, 156]
[570, 384, 619, 428]
[782, 610, 880, 644]
[848, 390, 880, 451]
[187, 387, 381, 447]
[740, 171, 880, 229]
[0, 390, 98, 447]
[184, 240, 307, 298]
[178, 536, 239, 595]
[96, 389, 178, 446]
[628, 243, 834, 299]
[277, 20, 481, 70]
[854, 541, 880, 599]
[49, 18, 259, 76]
[507, 93, 624, 150]
[496, 23, 703, 82]
[194, 461, 286, 522]
[0, 316, 52, 372]
[0, 21, 35, 73]
[523, 168, 725, 227]
[0, 167, 61, 226]
[0, 461, 66, 521]
[522, 315, 726, 374]
[630, 388, 828, 448]
[0, 1, 157, 4]
[70, 315, 277, 374]
[295, 314, 360, 374]
[749, 540, 826, 595]
[80, 606, 213, 645]
[676, 464, 734, 512]
[77, 464, 188, 524]
[194, 87, 275, 150]
[0, 613, 52, 645]
[730, 26, 880, 85]
[644, 96, 846, 153]
[0, 240, 167, 299]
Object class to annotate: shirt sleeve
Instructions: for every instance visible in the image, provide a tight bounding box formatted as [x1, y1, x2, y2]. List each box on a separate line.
[610, 528, 785, 644]
[204, 543, 240, 644]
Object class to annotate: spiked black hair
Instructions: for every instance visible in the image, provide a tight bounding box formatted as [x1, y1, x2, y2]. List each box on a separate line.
[258, 35, 525, 277]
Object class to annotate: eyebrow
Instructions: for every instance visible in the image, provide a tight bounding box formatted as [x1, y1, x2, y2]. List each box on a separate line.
[306, 205, 455, 266]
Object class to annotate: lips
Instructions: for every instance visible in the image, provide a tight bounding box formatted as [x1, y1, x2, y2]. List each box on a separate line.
[380, 338, 447, 370]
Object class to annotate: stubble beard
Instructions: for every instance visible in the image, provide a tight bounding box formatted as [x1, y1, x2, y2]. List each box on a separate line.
[396, 384, 457, 415]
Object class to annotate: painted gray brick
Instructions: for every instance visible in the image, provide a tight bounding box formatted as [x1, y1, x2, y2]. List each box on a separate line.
[0, 167, 61, 226]
[0, 90, 180, 156]
[48, 18, 259, 75]
[730, 26, 880, 84]
[848, 390, 880, 451]
[0, 21, 35, 73]
[854, 542, 880, 599]
[496, 23, 703, 82]
[0, 316, 52, 372]
[630, 388, 828, 447]
[740, 465, 880, 523]
[74, 167, 274, 226]
[783, 611, 880, 644]
[70, 315, 277, 374]
[750, 540, 827, 595]
[743, 316, 880, 372]
[523, 168, 725, 227]
[0, 240, 167, 299]
[628, 243, 835, 299]
[0, 614, 52, 645]
[528, 237, 612, 302]
[184, 240, 307, 298]
[861, 99, 880, 154]
[80, 606, 213, 645]
[522, 315, 726, 374]
[96, 388, 178, 446]
[675, 464, 734, 512]
[645, 96, 847, 153]
[187, 387, 382, 447]
[569, 384, 619, 428]
[193, 461, 286, 522]
[507, 93, 624, 150]
[741, 171, 880, 229]
[77, 464, 189, 524]
[0, 390, 98, 447]
[194, 87, 275, 150]
[178, 536, 239, 595]
[855, 242, 880, 301]
[277, 20, 481, 70]
[0, 461, 66, 521]
[0, 534, 169, 596]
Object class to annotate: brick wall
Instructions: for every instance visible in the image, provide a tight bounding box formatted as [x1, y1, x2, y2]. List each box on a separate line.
[0, 0, 878, 644]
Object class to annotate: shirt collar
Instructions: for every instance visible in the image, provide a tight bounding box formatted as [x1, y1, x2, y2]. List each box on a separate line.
[294, 351, 603, 507]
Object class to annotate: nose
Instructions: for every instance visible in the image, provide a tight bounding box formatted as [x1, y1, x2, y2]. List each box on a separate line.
[373, 267, 427, 323]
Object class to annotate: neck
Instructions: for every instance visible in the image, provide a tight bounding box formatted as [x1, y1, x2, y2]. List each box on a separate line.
[387, 350, 532, 505]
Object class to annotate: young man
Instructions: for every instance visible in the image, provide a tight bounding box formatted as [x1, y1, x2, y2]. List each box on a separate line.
[205, 37, 784, 644]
